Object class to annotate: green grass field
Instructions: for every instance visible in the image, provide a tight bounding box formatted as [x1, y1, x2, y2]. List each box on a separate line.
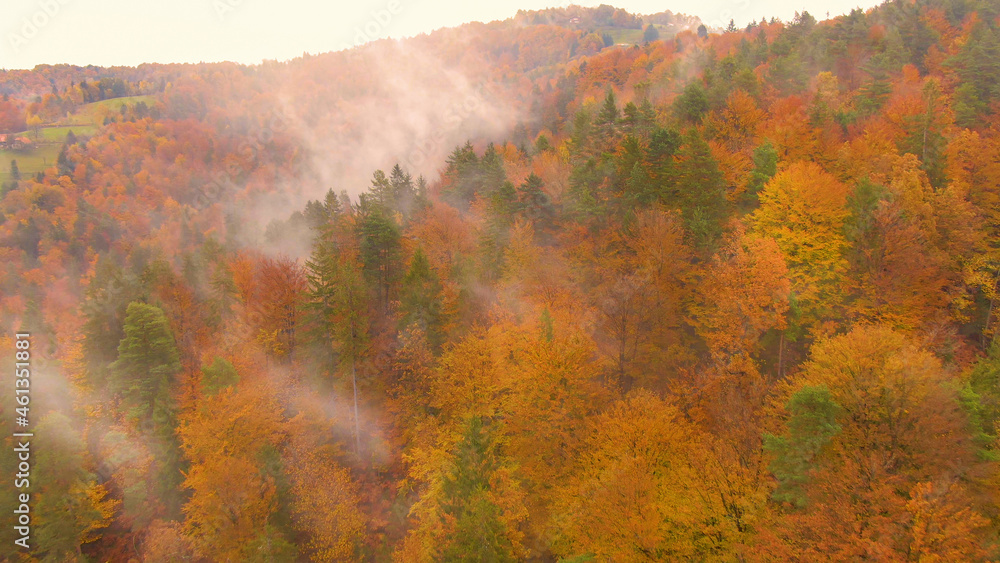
[78, 95, 157, 122]
[12, 125, 99, 143]
[600, 27, 645, 45]
[0, 144, 62, 183]
[47, 95, 157, 127]
[0, 95, 156, 184]
[38, 125, 98, 141]
[598, 24, 676, 46]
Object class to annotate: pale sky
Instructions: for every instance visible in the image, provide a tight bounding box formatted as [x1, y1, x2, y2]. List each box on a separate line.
[1, 0, 881, 70]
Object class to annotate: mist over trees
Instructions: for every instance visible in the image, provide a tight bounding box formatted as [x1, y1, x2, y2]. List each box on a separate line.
[4, 0, 1000, 560]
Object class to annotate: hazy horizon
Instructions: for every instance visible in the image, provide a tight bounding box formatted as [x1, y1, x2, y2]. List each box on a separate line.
[2, 0, 881, 70]
[4, 0, 1000, 560]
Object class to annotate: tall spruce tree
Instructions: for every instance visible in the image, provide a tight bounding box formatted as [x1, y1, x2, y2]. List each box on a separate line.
[399, 247, 446, 351]
[438, 417, 518, 562]
[109, 302, 181, 424]
[676, 128, 728, 247]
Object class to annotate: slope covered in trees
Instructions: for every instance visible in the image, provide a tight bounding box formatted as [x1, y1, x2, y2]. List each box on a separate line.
[3, 0, 1000, 560]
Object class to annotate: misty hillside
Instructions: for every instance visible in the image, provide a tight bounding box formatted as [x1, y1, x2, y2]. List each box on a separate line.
[0, 4, 699, 210]
[3, 0, 1000, 560]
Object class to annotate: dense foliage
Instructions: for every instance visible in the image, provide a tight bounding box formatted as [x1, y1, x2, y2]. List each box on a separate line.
[4, 0, 1000, 560]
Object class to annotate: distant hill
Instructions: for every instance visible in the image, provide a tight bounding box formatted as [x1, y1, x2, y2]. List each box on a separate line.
[4, 1, 1000, 559]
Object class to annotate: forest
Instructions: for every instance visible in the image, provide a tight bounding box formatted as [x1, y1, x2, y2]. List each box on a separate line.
[3, 0, 1000, 560]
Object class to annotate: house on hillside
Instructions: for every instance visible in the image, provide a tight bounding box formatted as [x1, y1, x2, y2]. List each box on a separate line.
[0, 134, 32, 150]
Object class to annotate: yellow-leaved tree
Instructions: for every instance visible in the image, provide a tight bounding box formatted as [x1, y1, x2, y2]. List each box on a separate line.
[756, 325, 992, 561]
[751, 160, 849, 339]
[396, 319, 606, 560]
[553, 390, 738, 561]
[287, 447, 366, 562]
[692, 224, 791, 365]
[33, 413, 118, 562]
[179, 373, 292, 560]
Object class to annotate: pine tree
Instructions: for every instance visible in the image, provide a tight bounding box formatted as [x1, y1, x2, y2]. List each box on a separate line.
[81, 256, 146, 387]
[109, 302, 181, 424]
[643, 23, 660, 43]
[746, 140, 778, 201]
[390, 163, 416, 217]
[303, 188, 342, 234]
[965, 343, 1000, 455]
[443, 141, 480, 207]
[597, 88, 619, 139]
[764, 386, 842, 507]
[674, 82, 709, 123]
[479, 143, 507, 196]
[109, 301, 185, 512]
[676, 129, 728, 247]
[481, 180, 518, 280]
[33, 413, 118, 561]
[369, 169, 395, 211]
[625, 161, 655, 207]
[399, 247, 446, 351]
[535, 134, 552, 153]
[201, 356, 239, 396]
[357, 207, 402, 314]
[438, 417, 519, 562]
[621, 102, 640, 135]
[305, 238, 370, 453]
[57, 144, 73, 176]
[570, 110, 593, 156]
[647, 126, 681, 196]
[414, 175, 430, 213]
[517, 173, 555, 233]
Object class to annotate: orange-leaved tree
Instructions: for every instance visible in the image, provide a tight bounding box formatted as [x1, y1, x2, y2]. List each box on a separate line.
[757, 325, 992, 561]
[751, 161, 849, 340]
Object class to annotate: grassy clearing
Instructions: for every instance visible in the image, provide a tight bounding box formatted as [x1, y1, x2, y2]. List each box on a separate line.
[78, 95, 157, 123]
[0, 144, 62, 183]
[36, 125, 98, 142]
[599, 27, 645, 45]
[598, 24, 680, 46]
[12, 125, 99, 143]
[0, 95, 155, 185]
[0, 124, 96, 183]
[41, 95, 157, 128]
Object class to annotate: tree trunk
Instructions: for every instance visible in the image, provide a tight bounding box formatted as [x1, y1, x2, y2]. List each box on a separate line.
[352, 356, 361, 456]
[778, 331, 784, 379]
[985, 296, 996, 350]
[983, 271, 1000, 350]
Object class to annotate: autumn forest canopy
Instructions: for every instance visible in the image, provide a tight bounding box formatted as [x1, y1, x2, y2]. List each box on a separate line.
[5, 0, 1000, 560]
